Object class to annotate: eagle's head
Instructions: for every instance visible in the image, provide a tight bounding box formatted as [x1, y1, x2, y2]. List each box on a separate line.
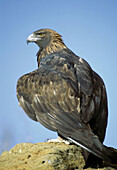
[27, 28, 64, 49]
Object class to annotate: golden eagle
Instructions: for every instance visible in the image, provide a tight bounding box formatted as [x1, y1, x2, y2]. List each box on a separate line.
[17, 29, 117, 168]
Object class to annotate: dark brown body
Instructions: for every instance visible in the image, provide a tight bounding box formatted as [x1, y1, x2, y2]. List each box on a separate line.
[17, 29, 117, 168]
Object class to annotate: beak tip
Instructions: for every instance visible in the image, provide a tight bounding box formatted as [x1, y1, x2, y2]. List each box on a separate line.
[27, 33, 34, 45]
[27, 40, 29, 45]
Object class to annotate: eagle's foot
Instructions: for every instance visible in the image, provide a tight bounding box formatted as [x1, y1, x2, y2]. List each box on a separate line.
[47, 136, 70, 144]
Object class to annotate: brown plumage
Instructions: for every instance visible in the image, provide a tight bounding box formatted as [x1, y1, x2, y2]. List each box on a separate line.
[17, 28, 117, 168]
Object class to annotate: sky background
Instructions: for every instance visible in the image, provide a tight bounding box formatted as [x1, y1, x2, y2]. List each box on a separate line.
[0, 0, 117, 154]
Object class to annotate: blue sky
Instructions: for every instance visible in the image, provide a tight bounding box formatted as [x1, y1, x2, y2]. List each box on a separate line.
[0, 0, 117, 154]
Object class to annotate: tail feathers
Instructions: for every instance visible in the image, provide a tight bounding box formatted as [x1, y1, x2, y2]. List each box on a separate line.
[67, 131, 117, 165]
[67, 137, 111, 163]
[103, 146, 117, 164]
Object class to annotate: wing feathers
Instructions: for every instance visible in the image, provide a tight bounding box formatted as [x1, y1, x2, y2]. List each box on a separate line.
[17, 51, 112, 166]
[19, 96, 37, 121]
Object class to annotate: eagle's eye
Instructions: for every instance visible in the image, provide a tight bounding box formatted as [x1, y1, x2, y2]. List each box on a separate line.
[40, 33, 44, 36]
[36, 32, 45, 36]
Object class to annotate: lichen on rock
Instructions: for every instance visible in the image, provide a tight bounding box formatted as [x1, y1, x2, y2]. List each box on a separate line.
[0, 142, 116, 170]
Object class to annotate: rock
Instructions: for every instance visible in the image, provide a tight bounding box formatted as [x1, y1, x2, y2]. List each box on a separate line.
[0, 142, 116, 170]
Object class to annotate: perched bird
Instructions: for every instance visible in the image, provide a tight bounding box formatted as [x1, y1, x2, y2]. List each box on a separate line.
[17, 28, 117, 168]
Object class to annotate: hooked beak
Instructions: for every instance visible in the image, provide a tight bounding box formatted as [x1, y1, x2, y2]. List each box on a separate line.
[27, 33, 41, 44]
[27, 33, 34, 44]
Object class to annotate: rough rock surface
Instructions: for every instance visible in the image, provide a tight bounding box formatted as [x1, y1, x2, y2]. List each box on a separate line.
[0, 142, 116, 170]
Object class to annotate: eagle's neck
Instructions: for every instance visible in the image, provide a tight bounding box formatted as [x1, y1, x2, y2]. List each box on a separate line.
[37, 40, 67, 67]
